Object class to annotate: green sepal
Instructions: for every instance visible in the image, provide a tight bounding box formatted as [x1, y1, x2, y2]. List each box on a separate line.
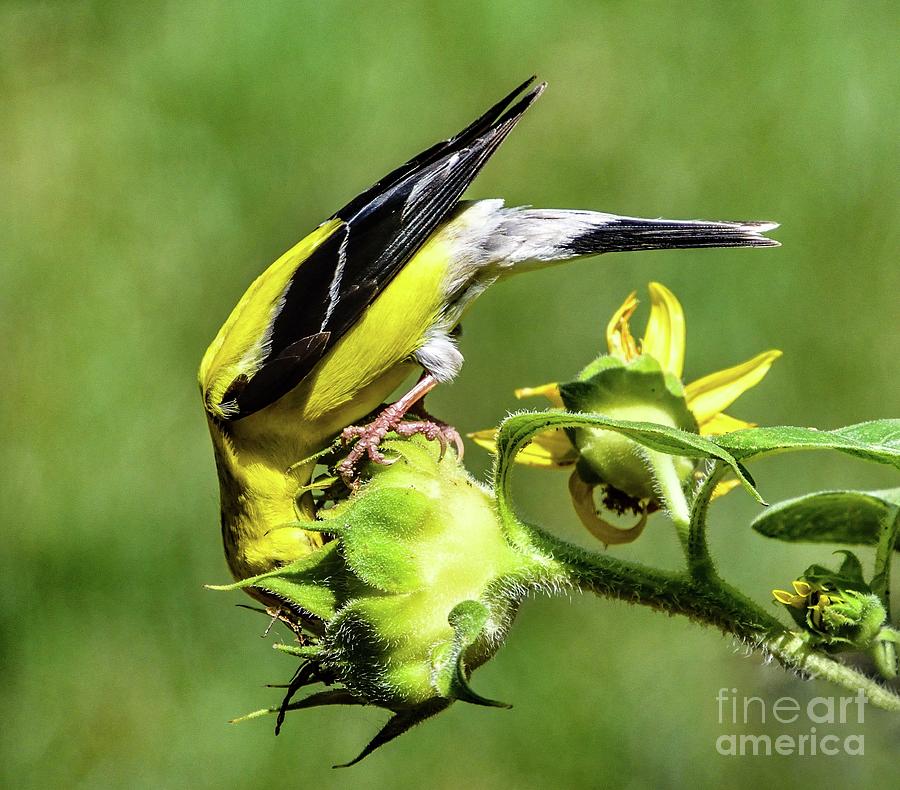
[272, 643, 323, 659]
[229, 689, 366, 726]
[334, 699, 452, 769]
[802, 550, 869, 591]
[751, 489, 900, 549]
[574, 350, 629, 382]
[206, 541, 348, 621]
[432, 600, 511, 708]
[560, 354, 697, 433]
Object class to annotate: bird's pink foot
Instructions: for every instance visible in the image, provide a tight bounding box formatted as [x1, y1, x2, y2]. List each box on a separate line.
[337, 407, 463, 485]
[393, 420, 464, 461]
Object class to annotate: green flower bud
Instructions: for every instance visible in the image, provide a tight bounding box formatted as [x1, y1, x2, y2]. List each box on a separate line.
[773, 552, 892, 661]
[811, 589, 886, 645]
[214, 435, 544, 765]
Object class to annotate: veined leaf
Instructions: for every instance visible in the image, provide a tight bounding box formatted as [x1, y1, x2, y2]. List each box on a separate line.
[713, 420, 900, 469]
[493, 411, 762, 514]
[751, 489, 900, 550]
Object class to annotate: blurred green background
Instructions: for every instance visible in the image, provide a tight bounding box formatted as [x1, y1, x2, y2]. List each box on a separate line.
[2, 1, 898, 787]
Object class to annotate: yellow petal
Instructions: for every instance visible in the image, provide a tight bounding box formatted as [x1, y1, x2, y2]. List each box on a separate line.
[773, 589, 805, 608]
[514, 382, 564, 408]
[519, 429, 579, 467]
[468, 428, 500, 455]
[792, 580, 813, 597]
[699, 412, 755, 436]
[642, 282, 686, 377]
[467, 428, 577, 468]
[606, 290, 639, 360]
[685, 350, 782, 424]
[710, 478, 741, 500]
[568, 470, 649, 545]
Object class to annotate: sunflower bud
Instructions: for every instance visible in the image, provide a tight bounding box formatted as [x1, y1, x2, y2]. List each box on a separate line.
[772, 552, 898, 677]
[560, 355, 697, 521]
[213, 435, 542, 765]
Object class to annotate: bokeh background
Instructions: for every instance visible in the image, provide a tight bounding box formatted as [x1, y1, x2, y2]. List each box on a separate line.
[2, 1, 898, 787]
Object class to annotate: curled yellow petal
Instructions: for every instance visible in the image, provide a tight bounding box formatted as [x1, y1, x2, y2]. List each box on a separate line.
[699, 412, 755, 436]
[642, 282, 686, 377]
[568, 470, 649, 545]
[773, 589, 805, 608]
[514, 382, 564, 408]
[792, 580, 813, 597]
[467, 428, 577, 468]
[685, 350, 782, 424]
[606, 290, 639, 360]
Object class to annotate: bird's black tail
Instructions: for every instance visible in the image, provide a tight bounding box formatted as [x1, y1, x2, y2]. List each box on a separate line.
[561, 214, 780, 255]
[493, 208, 779, 270]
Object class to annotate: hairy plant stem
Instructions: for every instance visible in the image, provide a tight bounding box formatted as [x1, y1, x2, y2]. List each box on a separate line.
[687, 461, 728, 582]
[646, 448, 691, 547]
[501, 474, 900, 711]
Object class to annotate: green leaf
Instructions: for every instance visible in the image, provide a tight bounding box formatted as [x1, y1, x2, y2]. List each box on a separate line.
[493, 411, 761, 510]
[714, 420, 900, 469]
[751, 489, 900, 549]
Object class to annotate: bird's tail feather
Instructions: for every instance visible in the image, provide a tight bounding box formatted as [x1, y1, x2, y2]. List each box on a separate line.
[492, 208, 779, 270]
[562, 214, 780, 254]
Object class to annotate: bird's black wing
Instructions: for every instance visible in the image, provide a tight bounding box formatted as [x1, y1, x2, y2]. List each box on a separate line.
[224, 77, 545, 419]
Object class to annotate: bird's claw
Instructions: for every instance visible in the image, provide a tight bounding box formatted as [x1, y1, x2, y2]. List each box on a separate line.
[337, 411, 463, 486]
[392, 420, 464, 462]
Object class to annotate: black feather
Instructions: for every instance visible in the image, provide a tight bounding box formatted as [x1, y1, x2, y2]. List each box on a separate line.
[562, 217, 779, 255]
[228, 78, 544, 419]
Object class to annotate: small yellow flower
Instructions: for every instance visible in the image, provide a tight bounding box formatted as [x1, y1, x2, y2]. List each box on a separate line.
[471, 282, 781, 544]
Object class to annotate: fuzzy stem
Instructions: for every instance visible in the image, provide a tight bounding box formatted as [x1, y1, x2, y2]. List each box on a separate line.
[764, 633, 900, 712]
[515, 518, 900, 711]
[687, 462, 727, 581]
[519, 517, 782, 639]
[872, 509, 899, 618]
[645, 449, 691, 542]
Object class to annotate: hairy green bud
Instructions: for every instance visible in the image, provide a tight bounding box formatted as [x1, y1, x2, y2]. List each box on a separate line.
[214, 436, 547, 765]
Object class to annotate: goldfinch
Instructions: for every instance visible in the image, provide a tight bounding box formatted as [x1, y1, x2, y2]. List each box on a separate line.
[199, 77, 778, 583]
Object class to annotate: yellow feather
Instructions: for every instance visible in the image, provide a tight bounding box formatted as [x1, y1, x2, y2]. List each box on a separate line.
[198, 219, 343, 418]
[201, 226, 453, 582]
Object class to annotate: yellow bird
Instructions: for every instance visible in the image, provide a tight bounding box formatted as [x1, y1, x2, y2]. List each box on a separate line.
[199, 77, 778, 583]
